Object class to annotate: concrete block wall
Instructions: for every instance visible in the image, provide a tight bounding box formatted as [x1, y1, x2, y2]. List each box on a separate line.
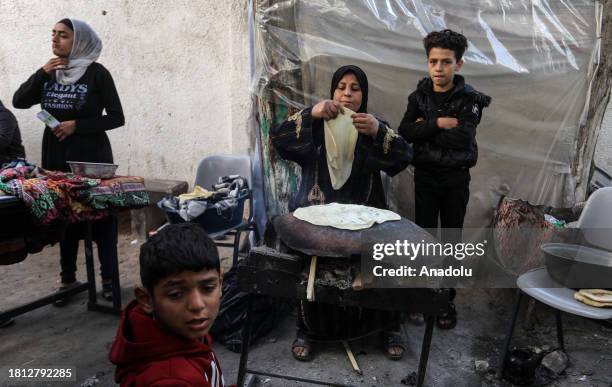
[0, 1, 252, 184]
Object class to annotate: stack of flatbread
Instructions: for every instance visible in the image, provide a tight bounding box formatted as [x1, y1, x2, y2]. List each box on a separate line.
[574, 289, 612, 307]
[293, 203, 400, 230]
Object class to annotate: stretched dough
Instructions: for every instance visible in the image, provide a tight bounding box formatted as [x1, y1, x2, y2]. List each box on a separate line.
[324, 108, 358, 190]
[293, 202, 400, 230]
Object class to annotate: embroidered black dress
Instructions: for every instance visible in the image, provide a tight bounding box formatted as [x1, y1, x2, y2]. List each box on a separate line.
[271, 65, 413, 340]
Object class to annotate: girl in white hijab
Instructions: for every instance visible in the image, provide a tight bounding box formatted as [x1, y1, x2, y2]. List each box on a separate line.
[13, 17, 124, 306]
[55, 18, 103, 85]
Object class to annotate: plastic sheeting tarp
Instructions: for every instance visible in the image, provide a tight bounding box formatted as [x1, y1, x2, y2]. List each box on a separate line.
[252, 0, 601, 228]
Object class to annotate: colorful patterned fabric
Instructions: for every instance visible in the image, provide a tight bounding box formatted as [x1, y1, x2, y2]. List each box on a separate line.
[0, 160, 149, 225]
[88, 176, 150, 210]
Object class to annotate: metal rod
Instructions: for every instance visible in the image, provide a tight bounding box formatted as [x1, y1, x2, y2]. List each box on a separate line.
[232, 230, 242, 267]
[241, 374, 257, 387]
[0, 283, 89, 320]
[87, 302, 122, 315]
[84, 222, 97, 305]
[556, 309, 565, 351]
[417, 315, 435, 387]
[111, 250, 122, 312]
[497, 290, 524, 379]
[244, 369, 355, 387]
[236, 294, 254, 386]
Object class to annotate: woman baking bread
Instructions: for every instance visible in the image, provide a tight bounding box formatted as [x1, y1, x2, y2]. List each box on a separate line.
[271, 65, 413, 361]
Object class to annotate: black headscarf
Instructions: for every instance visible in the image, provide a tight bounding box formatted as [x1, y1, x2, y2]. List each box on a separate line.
[329, 65, 368, 113]
[58, 18, 74, 30]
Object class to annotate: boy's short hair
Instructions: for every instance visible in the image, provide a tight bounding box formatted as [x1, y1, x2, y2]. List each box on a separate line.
[139, 223, 220, 292]
[423, 29, 468, 61]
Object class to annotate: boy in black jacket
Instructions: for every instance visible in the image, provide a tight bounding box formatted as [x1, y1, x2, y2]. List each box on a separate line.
[398, 29, 491, 329]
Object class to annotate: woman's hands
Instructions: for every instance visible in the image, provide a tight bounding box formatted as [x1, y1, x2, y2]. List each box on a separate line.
[351, 113, 379, 138]
[312, 100, 344, 120]
[42, 57, 68, 74]
[53, 121, 76, 141]
[312, 100, 379, 138]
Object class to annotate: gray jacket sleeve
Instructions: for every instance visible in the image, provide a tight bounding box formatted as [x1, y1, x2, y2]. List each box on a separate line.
[0, 103, 18, 153]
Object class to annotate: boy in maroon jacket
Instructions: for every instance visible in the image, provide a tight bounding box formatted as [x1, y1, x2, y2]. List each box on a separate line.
[109, 223, 229, 387]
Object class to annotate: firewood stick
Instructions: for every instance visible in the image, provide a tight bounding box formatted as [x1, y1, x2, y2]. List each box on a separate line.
[306, 255, 317, 302]
[342, 341, 362, 375]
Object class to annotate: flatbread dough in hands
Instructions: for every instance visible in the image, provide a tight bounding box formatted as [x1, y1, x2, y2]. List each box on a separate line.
[293, 203, 401, 230]
[324, 107, 359, 190]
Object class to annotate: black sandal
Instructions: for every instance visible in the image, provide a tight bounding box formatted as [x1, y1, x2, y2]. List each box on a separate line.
[382, 331, 406, 361]
[436, 303, 457, 330]
[291, 335, 313, 362]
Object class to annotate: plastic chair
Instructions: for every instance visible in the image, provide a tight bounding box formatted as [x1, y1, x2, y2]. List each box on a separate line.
[156, 155, 257, 266]
[497, 187, 612, 378]
[194, 155, 257, 267]
[575, 186, 612, 250]
[195, 155, 253, 193]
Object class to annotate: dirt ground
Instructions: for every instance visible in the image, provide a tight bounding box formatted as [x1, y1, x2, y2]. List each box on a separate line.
[1, 229, 611, 387]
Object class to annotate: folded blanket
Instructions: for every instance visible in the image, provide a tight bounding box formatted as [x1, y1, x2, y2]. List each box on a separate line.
[88, 176, 149, 210]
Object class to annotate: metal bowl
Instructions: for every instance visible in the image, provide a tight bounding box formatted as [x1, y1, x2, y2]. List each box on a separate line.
[67, 161, 118, 179]
[541, 242, 612, 289]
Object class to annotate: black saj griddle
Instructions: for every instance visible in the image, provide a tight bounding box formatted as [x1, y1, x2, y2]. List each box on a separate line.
[235, 212, 453, 387]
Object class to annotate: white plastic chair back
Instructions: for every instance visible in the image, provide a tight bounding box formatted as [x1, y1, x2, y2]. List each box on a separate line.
[576, 187, 612, 251]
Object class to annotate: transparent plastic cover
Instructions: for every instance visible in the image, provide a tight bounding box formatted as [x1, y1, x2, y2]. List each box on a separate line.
[253, 0, 601, 228]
